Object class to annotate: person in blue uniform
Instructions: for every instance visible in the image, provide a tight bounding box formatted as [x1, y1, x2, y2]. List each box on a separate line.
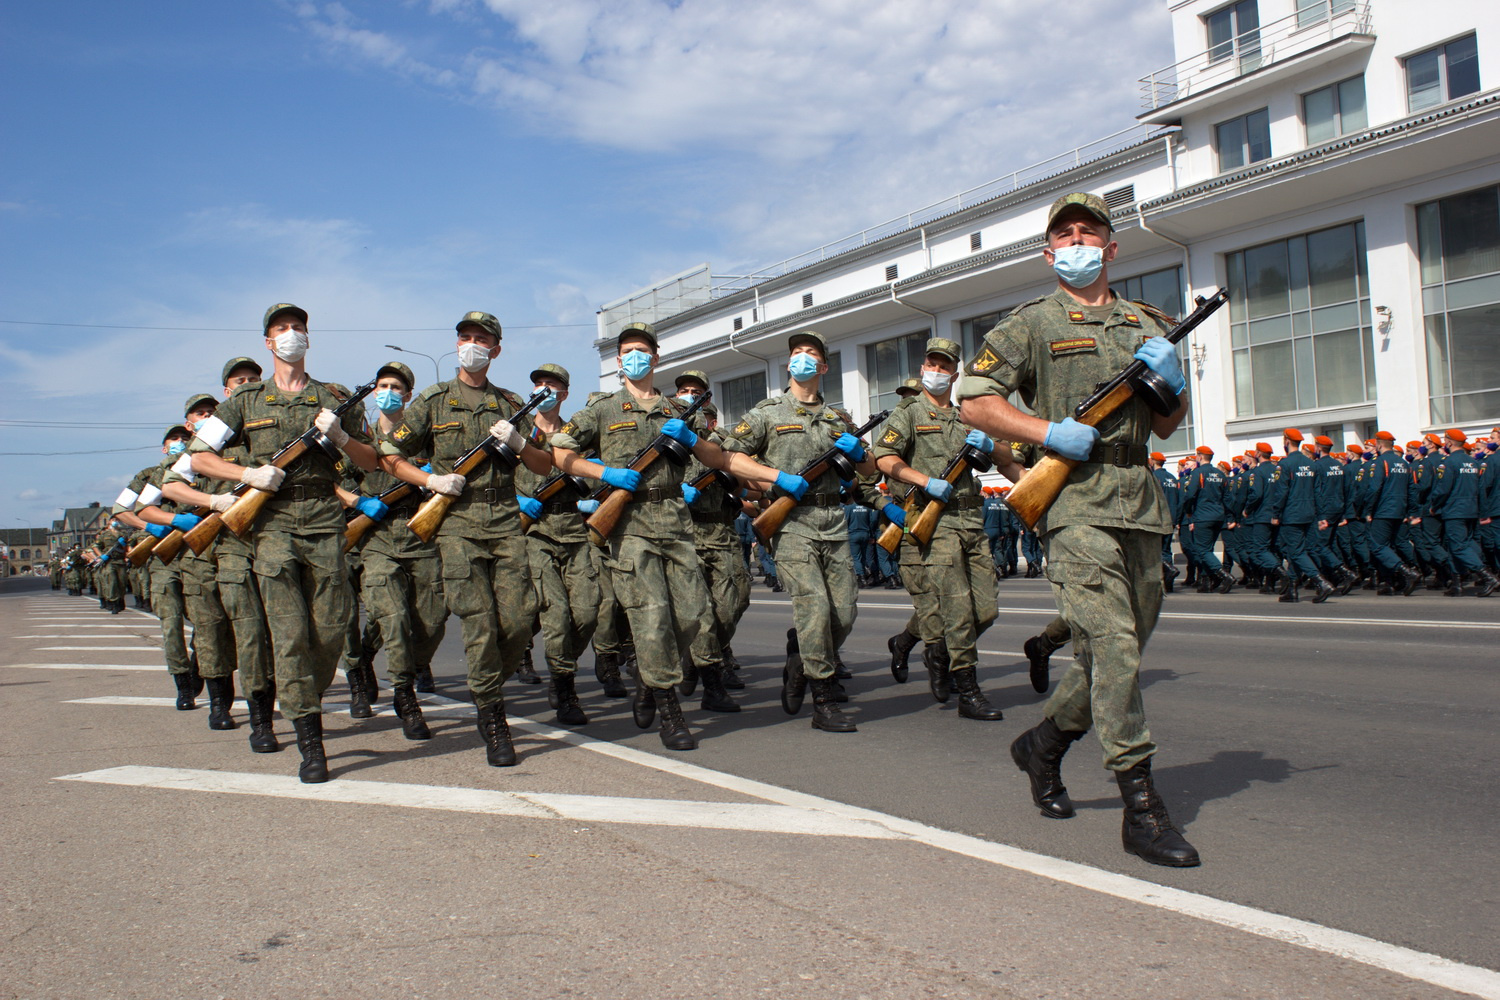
[1266, 428, 1335, 603]
[1364, 431, 1423, 595]
[1427, 428, 1499, 597]
[1149, 451, 1180, 592]
[1181, 447, 1231, 593]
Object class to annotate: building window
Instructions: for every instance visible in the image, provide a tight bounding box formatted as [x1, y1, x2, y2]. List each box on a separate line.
[960, 311, 1001, 362]
[1227, 221, 1375, 418]
[1112, 266, 1194, 453]
[1216, 108, 1271, 172]
[1296, 0, 1355, 29]
[718, 370, 767, 425]
[1406, 34, 1480, 113]
[1303, 75, 1367, 145]
[1205, 0, 1260, 72]
[864, 331, 928, 414]
[822, 351, 845, 411]
[1417, 184, 1500, 424]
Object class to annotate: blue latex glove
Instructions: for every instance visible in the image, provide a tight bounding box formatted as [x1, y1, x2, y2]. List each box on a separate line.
[601, 466, 642, 491]
[774, 470, 809, 500]
[518, 496, 543, 519]
[419, 463, 433, 474]
[1044, 418, 1101, 461]
[964, 429, 994, 454]
[681, 483, 701, 504]
[170, 513, 202, 533]
[924, 477, 954, 502]
[354, 496, 389, 521]
[146, 523, 171, 539]
[661, 418, 698, 448]
[1133, 336, 1186, 395]
[882, 503, 906, 527]
[576, 499, 600, 514]
[833, 432, 865, 462]
[97, 554, 110, 565]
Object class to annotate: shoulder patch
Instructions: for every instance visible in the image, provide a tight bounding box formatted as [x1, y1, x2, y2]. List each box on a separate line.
[732, 420, 752, 436]
[418, 384, 447, 401]
[392, 424, 413, 442]
[560, 421, 577, 436]
[880, 428, 901, 445]
[969, 346, 1002, 376]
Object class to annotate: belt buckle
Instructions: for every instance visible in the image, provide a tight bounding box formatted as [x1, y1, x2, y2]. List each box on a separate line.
[1112, 442, 1130, 468]
[288, 484, 307, 502]
[481, 488, 499, 504]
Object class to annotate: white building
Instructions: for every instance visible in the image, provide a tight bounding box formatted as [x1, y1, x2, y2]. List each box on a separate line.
[595, 0, 1500, 458]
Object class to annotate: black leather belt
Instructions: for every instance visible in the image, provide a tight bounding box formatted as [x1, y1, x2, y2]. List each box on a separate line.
[1088, 442, 1149, 468]
[949, 496, 983, 511]
[386, 505, 417, 518]
[542, 500, 577, 515]
[797, 492, 843, 508]
[691, 510, 736, 525]
[450, 487, 516, 507]
[272, 483, 336, 502]
[627, 487, 676, 504]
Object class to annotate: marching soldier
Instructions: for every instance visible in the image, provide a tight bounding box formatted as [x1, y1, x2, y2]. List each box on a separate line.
[1427, 428, 1498, 597]
[1310, 434, 1354, 594]
[1364, 431, 1422, 595]
[1181, 446, 1231, 592]
[1267, 428, 1335, 603]
[1148, 452, 1180, 591]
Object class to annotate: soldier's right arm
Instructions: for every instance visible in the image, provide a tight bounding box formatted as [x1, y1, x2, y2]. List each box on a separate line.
[378, 389, 442, 487]
[549, 395, 616, 481]
[955, 309, 1049, 445]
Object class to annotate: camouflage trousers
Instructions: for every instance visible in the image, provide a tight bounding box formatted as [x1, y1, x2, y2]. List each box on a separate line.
[525, 533, 599, 677]
[899, 549, 941, 643]
[1040, 614, 1071, 648]
[340, 557, 382, 674]
[181, 548, 233, 680]
[604, 531, 706, 689]
[361, 542, 445, 689]
[689, 522, 750, 669]
[776, 531, 856, 681]
[131, 564, 150, 601]
[96, 560, 125, 602]
[916, 524, 997, 674]
[148, 559, 191, 674]
[593, 551, 630, 658]
[436, 532, 534, 708]
[1041, 524, 1162, 772]
[216, 537, 271, 696]
[252, 528, 351, 721]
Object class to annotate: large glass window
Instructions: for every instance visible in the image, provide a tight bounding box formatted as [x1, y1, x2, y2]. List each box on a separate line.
[864, 331, 928, 414]
[1112, 266, 1195, 453]
[1417, 185, 1500, 424]
[1205, 1, 1260, 72]
[1227, 222, 1375, 417]
[960, 311, 1001, 361]
[717, 370, 767, 425]
[1296, 0, 1355, 28]
[1406, 34, 1480, 113]
[822, 351, 844, 411]
[1303, 76, 1367, 145]
[1216, 108, 1271, 172]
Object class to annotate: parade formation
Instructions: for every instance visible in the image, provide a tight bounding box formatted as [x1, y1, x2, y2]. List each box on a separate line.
[44, 194, 1500, 872]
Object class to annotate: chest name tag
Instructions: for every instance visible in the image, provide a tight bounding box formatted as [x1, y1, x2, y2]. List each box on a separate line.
[243, 418, 276, 431]
[607, 421, 638, 433]
[1049, 337, 1097, 357]
[432, 421, 462, 432]
[914, 424, 941, 433]
[774, 424, 805, 434]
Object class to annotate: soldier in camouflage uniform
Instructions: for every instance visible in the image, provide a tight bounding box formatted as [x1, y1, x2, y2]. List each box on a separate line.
[88, 519, 131, 612]
[379, 311, 553, 767]
[958, 192, 1200, 867]
[551, 323, 793, 749]
[874, 337, 1022, 721]
[190, 303, 378, 783]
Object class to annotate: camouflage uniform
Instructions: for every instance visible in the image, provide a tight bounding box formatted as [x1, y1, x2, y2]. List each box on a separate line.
[683, 429, 752, 676]
[89, 523, 130, 608]
[118, 463, 192, 675]
[516, 457, 599, 680]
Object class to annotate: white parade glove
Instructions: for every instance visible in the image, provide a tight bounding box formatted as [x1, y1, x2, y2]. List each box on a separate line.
[240, 465, 286, 492]
[315, 408, 349, 448]
[489, 418, 525, 452]
[208, 494, 236, 513]
[426, 472, 466, 497]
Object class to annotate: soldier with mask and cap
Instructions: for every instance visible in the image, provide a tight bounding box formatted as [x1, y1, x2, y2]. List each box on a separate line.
[958, 192, 1200, 867]
[190, 304, 380, 783]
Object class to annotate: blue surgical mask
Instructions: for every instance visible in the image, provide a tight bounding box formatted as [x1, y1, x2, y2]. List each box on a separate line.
[676, 392, 698, 404]
[620, 350, 653, 380]
[535, 388, 559, 412]
[374, 388, 404, 414]
[1051, 244, 1105, 288]
[167, 440, 187, 456]
[788, 353, 820, 382]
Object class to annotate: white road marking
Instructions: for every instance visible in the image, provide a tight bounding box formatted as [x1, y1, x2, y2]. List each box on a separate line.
[35, 646, 161, 651]
[55, 765, 903, 840]
[10, 663, 163, 672]
[19, 624, 164, 629]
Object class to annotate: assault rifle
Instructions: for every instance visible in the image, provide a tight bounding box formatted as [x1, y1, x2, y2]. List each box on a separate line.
[406, 387, 554, 543]
[750, 410, 889, 547]
[343, 478, 430, 553]
[1004, 289, 1229, 530]
[126, 532, 159, 568]
[517, 470, 593, 532]
[906, 439, 996, 545]
[875, 484, 922, 555]
[583, 391, 712, 547]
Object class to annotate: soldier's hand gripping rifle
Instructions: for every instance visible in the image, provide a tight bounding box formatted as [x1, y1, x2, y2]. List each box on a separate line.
[583, 391, 712, 547]
[127, 532, 159, 568]
[750, 410, 890, 548]
[1004, 289, 1228, 531]
[517, 470, 595, 532]
[183, 379, 378, 553]
[905, 439, 996, 546]
[405, 387, 554, 543]
[343, 477, 432, 552]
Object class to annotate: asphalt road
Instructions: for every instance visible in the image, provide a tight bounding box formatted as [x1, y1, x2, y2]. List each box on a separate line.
[2, 572, 1496, 999]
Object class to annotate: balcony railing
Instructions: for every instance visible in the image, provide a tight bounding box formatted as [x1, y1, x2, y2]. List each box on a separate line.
[1140, 1, 1373, 111]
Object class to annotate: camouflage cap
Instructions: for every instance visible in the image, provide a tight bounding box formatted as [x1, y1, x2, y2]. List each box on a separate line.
[896, 378, 922, 397]
[221, 356, 263, 383]
[1046, 192, 1112, 234]
[456, 311, 502, 341]
[376, 360, 417, 391]
[787, 329, 827, 357]
[617, 321, 658, 352]
[701, 401, 719, 419]
[183, 392, 218, 415]
[262, 303, 308, 332]
[162, 424, 190, 443]
[925, 337, 961, 363]
[529, 362, 571, 387]
[675, 369, 710, 391]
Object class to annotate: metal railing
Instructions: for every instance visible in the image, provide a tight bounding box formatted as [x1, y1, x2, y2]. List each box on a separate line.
[1140, 1, 1372, 111]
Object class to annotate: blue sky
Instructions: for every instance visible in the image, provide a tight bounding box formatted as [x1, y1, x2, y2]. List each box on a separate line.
[0, 0, 1171, 536]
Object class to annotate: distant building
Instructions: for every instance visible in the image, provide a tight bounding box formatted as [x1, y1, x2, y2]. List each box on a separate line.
[597, 1, 1500, 457]
[0, 526, 53, 576]
[48, 504, 108, 558]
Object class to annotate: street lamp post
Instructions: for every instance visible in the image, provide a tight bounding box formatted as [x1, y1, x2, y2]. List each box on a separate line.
[384, 344, 455, 385]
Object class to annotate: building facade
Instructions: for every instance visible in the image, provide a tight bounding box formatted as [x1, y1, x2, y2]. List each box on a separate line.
[594, 0, 1500, 458]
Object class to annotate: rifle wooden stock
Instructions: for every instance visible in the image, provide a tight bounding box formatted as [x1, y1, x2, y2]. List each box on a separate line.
[153, 528, 188, 565]
[127, 534, 159, 568]
[582, 391, 713, 547]
[221, 440, 311, 538]
[517, 471, 590, 532]
[875, 485, 921, 555]
[908, 446, 988, 546]
[344, 482, 419, 552]
[1002, 381, 1134, 531]
[750, 409, 890, 547]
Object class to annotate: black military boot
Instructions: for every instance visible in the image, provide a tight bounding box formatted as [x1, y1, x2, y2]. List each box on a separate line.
[699, 665, 740, 713]
[593, 651, 630, 698]
[677, 653, 699, 697]
[347, 664, 372, 719]
[1310, 575, 1336, 604]
[476, 700, 518, 767]
[1023, 633, 1058, 694]
[1401, 564, 1424, 597]
[1195, 573, 1213, 593]
[1477, 571, 1499, 598]
[205, 676, 238, 730]
[1010, 718, 1086, 819]
[392, 682, 432, 740]
[1116, 760, 1200, 867]
[809, 677, 857, 732]
[415, 664, 436, 693]
[887, 629, 917, 683]
[1214, 570, 1235, 594]
[173, 672, 197, 711]
[187, 653, 204, 698]
[833, 651, 852, 680]
[720, 645, 745, 689]
[781, 646, 808, 716]
[952, 668, 1002, 721]
[246, 689, 279, 753]
[631, 661, 655, 729]
[1337, 566, 1358, 596]
[923, 640, 951, 703]
[1162, 562, 1178, 593]
[292, 715, 329, 784]
[1278, 578, 1300, 603]
[552, 672, 589, 726]
[653, 688, 697, 750]
[516, 646, 542, 684]
[359, 660, 379, 708]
